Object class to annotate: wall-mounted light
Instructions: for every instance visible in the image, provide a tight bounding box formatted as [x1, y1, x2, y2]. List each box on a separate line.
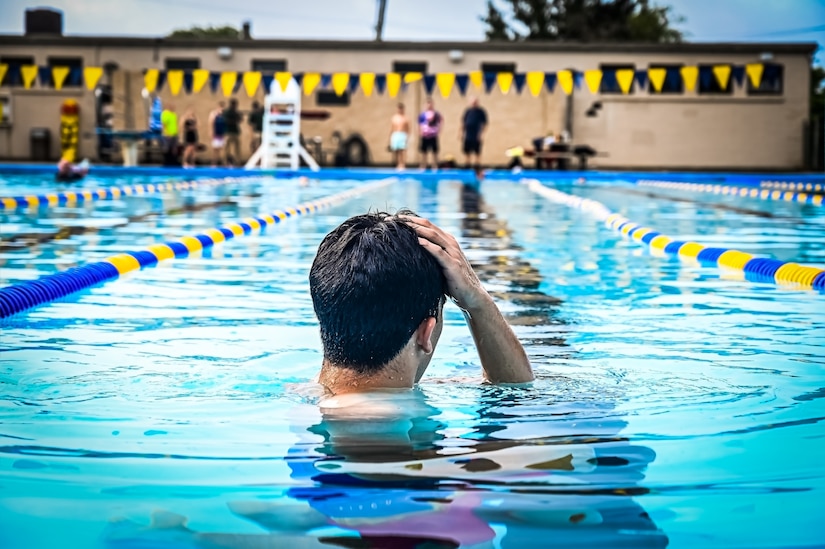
[760, 52, 774, 61]
[217, 47, 233, 60]
[448, 50, 464, 63]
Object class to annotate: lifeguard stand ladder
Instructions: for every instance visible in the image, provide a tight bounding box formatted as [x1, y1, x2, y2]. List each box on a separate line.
[245, 77, 319, 170]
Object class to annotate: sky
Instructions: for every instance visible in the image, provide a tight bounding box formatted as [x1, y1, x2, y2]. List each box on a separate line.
[1, 0, 823, 62]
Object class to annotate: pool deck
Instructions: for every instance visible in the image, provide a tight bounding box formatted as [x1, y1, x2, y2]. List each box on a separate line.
[0, 164, 823, 187]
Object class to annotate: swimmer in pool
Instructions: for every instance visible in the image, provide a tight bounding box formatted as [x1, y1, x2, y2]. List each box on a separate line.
[310, 210, 533, 397]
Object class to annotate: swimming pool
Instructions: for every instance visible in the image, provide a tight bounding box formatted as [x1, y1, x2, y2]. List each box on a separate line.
[1, 169, 823, 548]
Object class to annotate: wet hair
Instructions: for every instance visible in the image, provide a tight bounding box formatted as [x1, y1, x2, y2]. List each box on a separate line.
[309, 210, 446, 373]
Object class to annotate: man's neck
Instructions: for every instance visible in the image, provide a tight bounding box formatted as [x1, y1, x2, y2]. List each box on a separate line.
[318, 359, 415, 395]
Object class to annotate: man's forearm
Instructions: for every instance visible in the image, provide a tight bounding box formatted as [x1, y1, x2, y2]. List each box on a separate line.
[464, 294, 533, 383]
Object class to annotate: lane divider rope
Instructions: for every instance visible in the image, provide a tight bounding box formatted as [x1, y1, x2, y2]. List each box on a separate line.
[0, 180, 392, 318]
[637, 179, 824, 207]
[760, 180, 824, 192]
[525, 179, 825, 291]
[0, 176, 260, 211]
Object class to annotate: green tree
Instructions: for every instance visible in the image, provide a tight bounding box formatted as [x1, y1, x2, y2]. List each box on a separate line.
[481, 0, 684, 43]
[167, 25, 241, 40]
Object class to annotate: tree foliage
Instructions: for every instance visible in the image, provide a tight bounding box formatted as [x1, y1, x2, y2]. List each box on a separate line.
[481, 0, 684, 43]
[167, 25, 241, 40]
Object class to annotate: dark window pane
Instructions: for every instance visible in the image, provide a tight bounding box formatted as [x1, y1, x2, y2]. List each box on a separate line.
[747, 63, 783, 96]
[698, 65, 732, 94]
[164, 58, 201, 70]
[1, 56, 36, 87]
[600, 64, 635, 94]
[481, 62, 516, 73]
[392, 61, 427, 74]
[251, 59, 287, 72]
[317, 90, 350, 106]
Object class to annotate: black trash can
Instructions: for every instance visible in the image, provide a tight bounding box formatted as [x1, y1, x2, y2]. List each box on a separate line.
[30, 127, 51, 161]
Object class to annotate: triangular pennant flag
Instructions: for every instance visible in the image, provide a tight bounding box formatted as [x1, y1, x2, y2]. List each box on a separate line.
[712, 65, 731, 90]
[21, 65, 38, 89]
[220, 71, 237, 97]
[261, 73, 274, 94]
[681, 66, 698, 92]
[318, 74, 330, 88]
[699, 67, 713, 90]
[387, 72, 401, 98]
[209, 72, 221, 93]
[455, 74, 469, 96]
[544, 72, 557, 93]
[403, 72, 423, 84]
[68, 67, 82, 87]
[156, 71, 167, 92]
[144, 69, 159, 93]
[483, 72, 497, 93]
[192, 69, 209, 93]
[38, 66, 52, 87]
[513, 73, 526, 94]
[233, 76, 243, 94]
[435, 73, 455, 99]
[634, 69, 648, 89]
[469, 70, 483, 90]
[497, 72, 514, 94]
[583, 69, 602, 94]
[573, 71, 583, 89]
[423, 74, 436, 95]
[293, 73, 304, 86]
[360, 73, 376, 97]
[648, 67, 666, 92]
[83, 66, 103, 91]
[0, 64, 7, 86]
[616, 69, 634, 94]
[374, 73, 386, 95]
[243, 71, 262, 97]
[745, 63, 763, 88]
[274, 71, 290, 95]
[332, 72, 349, 96]
[731, 65, 745, 87]
[348, 73, 360, 94]
[557, 70, 574, 95]
[526, 71, 544, 97]
[302, 73, 321, 95]
[167, 70, 184, 96]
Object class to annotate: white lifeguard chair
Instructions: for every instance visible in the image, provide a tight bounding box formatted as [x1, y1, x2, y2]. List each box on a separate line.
[245, 77, 319, 170]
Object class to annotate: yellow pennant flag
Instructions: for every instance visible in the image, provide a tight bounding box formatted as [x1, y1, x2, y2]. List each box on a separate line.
[84, 67, 103, 90]
[51, 66, 69, 90]
[497, 72, 514, 94]
[648, 67, 666, 92]
[21, 65, 38, 89]
[166, 70, 184, 96]
[144, 69, 159, 93]
[681, 66, 698, 92]
[192, 69, 209, 93]
[526, 71, 544, 97]
[332, 72, 349, 96]
[0, 64, 7, 87]
[469, 70, 483, 90]
[403, 72, 423, 84]
[745, 63, 764, 88]
[359, 73, 376, 97]
[583, 69, 602, 94]
[275, 72, 292, 93]
[220, 71, 237, 97]
[616, 69, 634, 94]
[302, 73, 321, 95]
[436, 73, 455, 99]
[712, 65, 731, 90]
[243, 71, 262, 97]
[557, 70, 574, 95]
[387, 72, 401, 98]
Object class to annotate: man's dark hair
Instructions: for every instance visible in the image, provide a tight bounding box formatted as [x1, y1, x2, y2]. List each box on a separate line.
[309, 210, 446, 373]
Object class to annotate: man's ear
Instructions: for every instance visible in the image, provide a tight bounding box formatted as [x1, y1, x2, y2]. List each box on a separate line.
[415, 317, 437, 355]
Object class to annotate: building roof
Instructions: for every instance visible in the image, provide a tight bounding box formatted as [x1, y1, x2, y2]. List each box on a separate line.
[0, 34, 818, 56]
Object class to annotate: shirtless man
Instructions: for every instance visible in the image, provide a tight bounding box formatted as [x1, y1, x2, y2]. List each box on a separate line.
[388, 103, 410, 170]
[207, 101, 226, 167]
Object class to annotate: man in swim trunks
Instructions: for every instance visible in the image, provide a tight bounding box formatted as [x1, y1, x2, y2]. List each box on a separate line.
[310, 210, 533, 395]
[388, 103, 410, 170]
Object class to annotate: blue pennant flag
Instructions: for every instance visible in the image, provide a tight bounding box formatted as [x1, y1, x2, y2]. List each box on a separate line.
[544, 72, 557, 93]
[699, 66, 714, 89]
[38, 66, 52, 87]
[513, 73, 526, 94]
[233, 73, 243, 93]
[183, 71, 193, 94]
[262, 74, 274, 93]
[423, 74, 436, 95]
[573, 71, 583, 89]
[156, 70, 168, 92]
[68, 67, 83, 87]
[320, 74, 332, 88]
[293, 73, 304, 87]
[455, 74, 469, 95]
[349, 73, 360, 94]
[483, 72, 497, 93]
[209, 72, 221, 93]
[374, 73, 387, 95]
[731, 65, 745, 87]
[635, 69, 648, 89]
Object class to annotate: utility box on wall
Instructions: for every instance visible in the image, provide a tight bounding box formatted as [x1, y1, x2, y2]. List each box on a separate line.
[0, 94, 12, 125]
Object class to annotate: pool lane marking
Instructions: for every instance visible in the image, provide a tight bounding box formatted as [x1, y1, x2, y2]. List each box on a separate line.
[0, 176, 262, 212]
[525, 179, 825, 291]
[638, 179, 824, 207]
[760, 180, 824, 193]
[0, 179, 392, 319]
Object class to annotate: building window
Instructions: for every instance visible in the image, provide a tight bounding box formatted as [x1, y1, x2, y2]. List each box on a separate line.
[600, 64, 635, 94]
[698, 65, 732, 95]
[0, 55, 35, 87]
[251, 59, 287, 72]
[47, 56, 83, 87]
[317, 90, 350, 106]
[392, 61, 427, 74]
[481, 62, 516, 73]
[747, 63, 783, 96]
[648, 64, 683, 94]
[164, 58, 201, 70]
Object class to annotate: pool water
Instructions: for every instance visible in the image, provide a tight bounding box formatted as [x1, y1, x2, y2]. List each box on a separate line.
[0, 173, 823, 548]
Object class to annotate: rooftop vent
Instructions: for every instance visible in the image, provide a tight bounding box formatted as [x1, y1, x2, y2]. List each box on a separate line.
[25, 8, 63, 36]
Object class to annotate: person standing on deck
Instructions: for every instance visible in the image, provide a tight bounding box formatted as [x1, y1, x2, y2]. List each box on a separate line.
[208, 101, 227, 167]
[388, 103, 410, 170]
[223, 98, 243, 167]
[418, 97, 442, 171]
[461, 97, 488, 170]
